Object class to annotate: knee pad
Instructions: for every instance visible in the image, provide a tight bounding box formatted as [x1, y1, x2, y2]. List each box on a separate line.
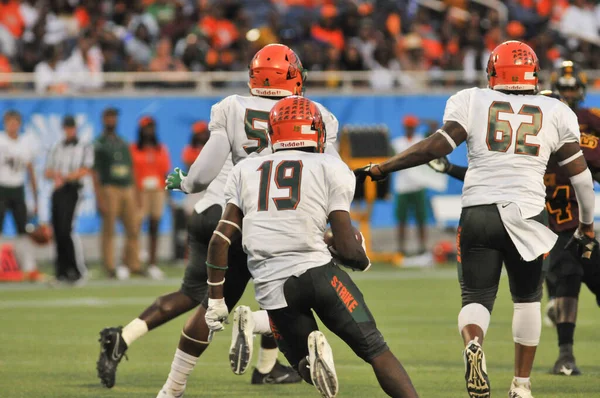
[461, 284, 497, 313]
[512, 302, 541, 346]
[458, 303, 491, 336]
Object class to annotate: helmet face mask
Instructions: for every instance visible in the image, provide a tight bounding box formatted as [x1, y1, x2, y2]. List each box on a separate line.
[551, 60, 587, 109]
[268, 96, 326, 153]
[486, 40, 539, 92]
[248, 44, 306, 98]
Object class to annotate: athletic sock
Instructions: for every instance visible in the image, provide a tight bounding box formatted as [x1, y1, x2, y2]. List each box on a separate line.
[557, 322, 575, 347]
[162, 349, 198, 397]
[121, 318, 149, 346]
[514, 377, 530, 388]
[14, 235, 36, 272]
[255, 347, 278, 374]
[252, 310, 271, 335]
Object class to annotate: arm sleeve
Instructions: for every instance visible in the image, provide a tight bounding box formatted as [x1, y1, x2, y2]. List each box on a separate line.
[570, 168, 595, 225]
[181, 133, 231, 193]
[224, 165, 241, 209]
[555, 103, 581, 149]
[443, 89, 471, 133]
[327, 160, 356, 215]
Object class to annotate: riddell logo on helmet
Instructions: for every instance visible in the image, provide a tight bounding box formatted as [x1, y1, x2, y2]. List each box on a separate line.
[252, 88, 292, 96]
[279, 141, 306, 148]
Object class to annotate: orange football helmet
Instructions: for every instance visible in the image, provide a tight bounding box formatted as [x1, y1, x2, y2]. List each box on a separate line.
[249, 44, 306, 97]
[486, 40, 539, 91]
[268, 96, 326, 152]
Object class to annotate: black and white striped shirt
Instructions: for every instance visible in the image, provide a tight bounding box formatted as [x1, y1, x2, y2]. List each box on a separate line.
[46, 139, 94, 177]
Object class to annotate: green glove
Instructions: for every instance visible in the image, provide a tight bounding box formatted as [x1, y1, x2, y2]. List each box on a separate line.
[165, 167, 187, 192]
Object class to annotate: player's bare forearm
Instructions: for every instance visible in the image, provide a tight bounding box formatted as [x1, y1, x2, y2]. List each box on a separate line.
[206, 203, 243, 299]
[378, 121, 467, 175]
[329, 210, 369, 270]
[66, 167, 90, 181]
[447, 163, 467, 181]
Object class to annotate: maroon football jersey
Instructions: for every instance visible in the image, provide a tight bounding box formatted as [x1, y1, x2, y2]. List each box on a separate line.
[545, 133, 600, 232]
[576, 107, 600, 136]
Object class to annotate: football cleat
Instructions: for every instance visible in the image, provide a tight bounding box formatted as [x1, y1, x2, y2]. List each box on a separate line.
[156, 388, 182, 398]
[508, 378, 534, 398]
[463, 338, 490, 398]
[251, 360, 302, 384]
[308, 331, 338, 398]
[544, 299, 557, 327]
[552, 354, 581, 376]
[97, 327, 128, 388]
[229, 305, 255, 375]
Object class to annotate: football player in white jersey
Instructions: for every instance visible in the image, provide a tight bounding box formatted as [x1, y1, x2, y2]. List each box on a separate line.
[0, 110, 40, 280]
[355, 40, 596, 398]
[96, 44, 340, 395]
[205, 96, 418, 398]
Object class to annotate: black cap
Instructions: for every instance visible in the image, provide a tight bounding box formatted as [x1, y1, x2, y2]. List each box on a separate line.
[103, 107, 119, 117]
[62, 115, 76, 127]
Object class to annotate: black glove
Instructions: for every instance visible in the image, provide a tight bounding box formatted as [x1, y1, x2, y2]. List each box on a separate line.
[353, 164, 387, 185]
[565, 230, 599, 262]
[428, 156, 450, 173]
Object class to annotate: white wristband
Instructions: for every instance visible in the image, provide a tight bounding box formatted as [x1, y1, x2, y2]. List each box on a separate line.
[207, 279, 225, 286]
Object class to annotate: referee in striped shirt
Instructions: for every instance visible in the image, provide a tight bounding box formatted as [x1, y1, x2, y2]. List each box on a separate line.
[44, 115, 94, 283]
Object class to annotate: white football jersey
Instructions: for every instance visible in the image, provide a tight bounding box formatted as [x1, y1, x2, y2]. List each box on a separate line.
[444, 87, 580, 218]
[194, 94, 339, 214]
[0, 133, 34, 187]
[225, 150, 355, 310]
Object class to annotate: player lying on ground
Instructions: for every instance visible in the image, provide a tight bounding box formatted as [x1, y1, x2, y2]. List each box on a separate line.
[429, 82, 600, 378]
[97, 44, 343, 392]
[354, 40, 596, 398]
[205, 96, 419, 398]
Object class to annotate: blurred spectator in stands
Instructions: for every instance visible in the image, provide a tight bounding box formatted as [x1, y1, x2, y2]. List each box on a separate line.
[92, 107, 140, 280]
[149, 37, 187, 72]
[370, 41, 404, 90]
[341, 44, 365, 71]
[125, 23, 153, 68]
[0, 47, 11, 88]
[148, 0, 177, 28]
[130, 116, 170, 280]
[560, 0, 599, 43]
[44, 115, 93, 284]
[506, 20, 526, 42]
[0, 0, 25, 58]
[129, 2, 160, 41]
[311, 5, 344, 51]
[161, 1, 192, 46]
[392, 115, 429, 256]
[176, 33, 208, 71]
[199, 3, 239, 50]
[34, 45, 69, 94]
[182, 121, 210, 170]
[63, 30, 104, 92]
[349, 20, 378, 69]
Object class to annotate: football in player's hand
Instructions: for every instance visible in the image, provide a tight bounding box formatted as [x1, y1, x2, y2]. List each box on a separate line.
[324, 227, 363, 249]
[28, 224, 53, 245]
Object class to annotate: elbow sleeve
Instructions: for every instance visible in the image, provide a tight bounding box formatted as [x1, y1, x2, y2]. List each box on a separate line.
[570, 168, 595, 224]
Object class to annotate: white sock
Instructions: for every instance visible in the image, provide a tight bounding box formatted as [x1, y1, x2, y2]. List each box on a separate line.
[162, 349, 198, 397]
[121, 318, 149, 346]
[514, 377, 530, 387]
[252, 310, 271, 335]
[14, 236, 36, 272]
[255, 347, 278, 374]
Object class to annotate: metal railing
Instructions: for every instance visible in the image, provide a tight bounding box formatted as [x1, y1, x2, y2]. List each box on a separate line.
[0, 69, 598, 96]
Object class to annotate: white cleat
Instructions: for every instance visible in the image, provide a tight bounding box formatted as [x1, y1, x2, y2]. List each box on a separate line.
[509, 378, 534, 398]
[463, 337, 490, 398]
[229, 305, 255, 375]
[147, 264, 165, 280]
[116, 265, 130, 280]
[308, 331, 338, 398]
[156, 387, 183, 398]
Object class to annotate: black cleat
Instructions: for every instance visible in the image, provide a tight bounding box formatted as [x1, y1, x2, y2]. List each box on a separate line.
[97, 327, 128, 388]
[463, 338, 490, 398]
[552, 354, 581, 376]
[251, 360, 302, 385]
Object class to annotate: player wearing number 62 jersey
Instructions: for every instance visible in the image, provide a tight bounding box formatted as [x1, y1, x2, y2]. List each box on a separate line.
[205, 96, 418, 398]
[354, 40, 597, 398]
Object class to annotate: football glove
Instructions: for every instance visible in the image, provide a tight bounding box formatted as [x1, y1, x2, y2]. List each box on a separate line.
[353, 164, 387, 184]
[205, 298, 229, 332]
[566, 229, 599, 262]
[328, 233, 371, 272]
[428, 156, 450, 174]
[165, 167, 187, 192]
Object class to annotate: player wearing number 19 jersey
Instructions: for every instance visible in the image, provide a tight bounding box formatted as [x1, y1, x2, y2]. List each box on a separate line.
[354, 40, 597, 398]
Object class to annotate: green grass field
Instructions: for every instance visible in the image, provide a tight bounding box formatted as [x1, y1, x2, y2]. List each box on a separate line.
[1, 264, 599, 398]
